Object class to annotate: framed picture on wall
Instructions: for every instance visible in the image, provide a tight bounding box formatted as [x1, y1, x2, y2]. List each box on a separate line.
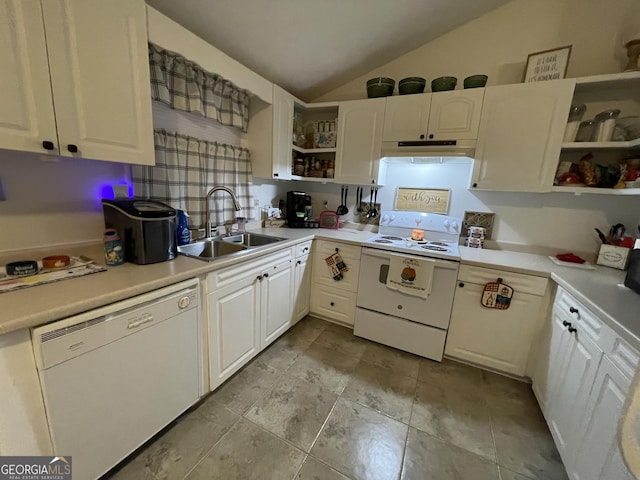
[523, 45, 572, 83]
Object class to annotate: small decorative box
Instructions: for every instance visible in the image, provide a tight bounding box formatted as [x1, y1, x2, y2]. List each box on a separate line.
[596, 244, 631, 270]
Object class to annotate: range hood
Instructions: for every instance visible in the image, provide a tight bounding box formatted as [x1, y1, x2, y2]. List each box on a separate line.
[381, 139, 476, 158]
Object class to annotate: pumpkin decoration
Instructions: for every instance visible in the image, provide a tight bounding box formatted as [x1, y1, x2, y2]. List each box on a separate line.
[401, 266, 416, 282]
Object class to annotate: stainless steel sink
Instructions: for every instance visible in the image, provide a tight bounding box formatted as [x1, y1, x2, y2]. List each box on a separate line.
[177, 233, 286, 261]
[220, 233, 286, 247]
[177, 238, 247, 261]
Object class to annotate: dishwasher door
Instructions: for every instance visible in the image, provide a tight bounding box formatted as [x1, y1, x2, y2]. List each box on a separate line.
[31, 279, 200, 480]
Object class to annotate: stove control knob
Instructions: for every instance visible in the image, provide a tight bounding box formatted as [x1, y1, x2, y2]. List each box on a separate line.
[390, 214, 396, 222]
[443, 219, 450, 229]
[414, 217, 422, 226]
[382, 214, 389, 224]
[451, 220, 459, 231]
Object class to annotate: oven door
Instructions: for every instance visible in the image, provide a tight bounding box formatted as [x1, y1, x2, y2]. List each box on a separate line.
[357, 247, 459, 329]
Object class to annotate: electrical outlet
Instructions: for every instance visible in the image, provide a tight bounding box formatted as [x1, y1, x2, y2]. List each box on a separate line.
[253, 198, 260, 207]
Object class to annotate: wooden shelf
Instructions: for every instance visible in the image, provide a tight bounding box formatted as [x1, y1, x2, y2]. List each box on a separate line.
[561, 138, 640, 150]
[290, 174, 333, 183]
[551, 185, 640, 195]
[292, 144, 337, 154]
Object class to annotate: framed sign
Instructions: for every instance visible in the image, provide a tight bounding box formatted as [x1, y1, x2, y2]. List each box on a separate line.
[523, 45, 572, 83]
[394, 188, 450, 214]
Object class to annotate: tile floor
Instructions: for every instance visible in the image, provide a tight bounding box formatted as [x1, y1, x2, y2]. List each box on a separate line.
[107, 317, 568, 480]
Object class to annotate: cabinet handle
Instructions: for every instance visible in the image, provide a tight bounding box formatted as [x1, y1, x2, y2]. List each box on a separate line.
[429, 134, 434, 139]
[569, 307, 579, 314]
[42, 140, 55, 150]
[472, 183, 478, 188]
[256, 275, 263, 281]
[371, 180, 375, 184]
[273, 173, 279, 177]
[67, 144, 78, 153]
[568, 326, 577, 333]
[303, 247, 309, 252]
[296, 260, 301, 265]
[562, 320, 572, 328]
[330, 302, 335, 306]
[263, 272, 269, 278]
[458, 282, 465, 287]
[419, 134, 425, 139]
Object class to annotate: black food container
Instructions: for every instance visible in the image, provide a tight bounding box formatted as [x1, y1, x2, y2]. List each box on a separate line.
[102, 198, 177, 265]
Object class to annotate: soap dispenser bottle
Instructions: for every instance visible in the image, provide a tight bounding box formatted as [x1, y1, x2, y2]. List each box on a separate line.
[176, 210, 191, 245]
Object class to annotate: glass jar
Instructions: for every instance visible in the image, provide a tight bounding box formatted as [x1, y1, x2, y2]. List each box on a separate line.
[592, 109, 621, 142]
[575, 120, 596, 142]
[564, 104, 587, 142]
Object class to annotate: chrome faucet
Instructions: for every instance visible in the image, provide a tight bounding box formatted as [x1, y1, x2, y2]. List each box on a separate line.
[205, 186, 242, 237]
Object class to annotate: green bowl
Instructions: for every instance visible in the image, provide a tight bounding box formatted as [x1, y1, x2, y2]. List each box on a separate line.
[366, 77, 395, 98]
[463, 74, 488, 89]
[431, 76, 457, 92]
[398, 77, 426, 95]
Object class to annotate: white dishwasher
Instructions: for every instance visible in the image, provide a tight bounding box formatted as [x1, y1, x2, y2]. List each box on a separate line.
[31, 278, 202, 480]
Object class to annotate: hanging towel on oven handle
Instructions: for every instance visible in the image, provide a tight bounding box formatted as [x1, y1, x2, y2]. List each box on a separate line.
[386, 255, 434, 299]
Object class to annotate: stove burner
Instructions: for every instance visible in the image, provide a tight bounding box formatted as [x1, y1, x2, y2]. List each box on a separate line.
[373, 239, 394, 244]
[428, 241, 450, 247]
[420, 245, 448, 252]
[380, 236, 403, 241]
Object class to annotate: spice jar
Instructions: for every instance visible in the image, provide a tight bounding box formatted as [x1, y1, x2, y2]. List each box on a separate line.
[592, 109, 621, 142]
[103, 229, 124, 266]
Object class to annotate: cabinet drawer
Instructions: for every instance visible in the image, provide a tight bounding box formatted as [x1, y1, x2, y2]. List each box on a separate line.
[310, 284, 357, 326]
[207, 248, 293, 289]
[312, 254, 360, 293]
[609, 337, 639, 380]
[295, 240, 313, 258]
[554, 287, 605, 344]
[458, 264, 548, 296]
[313, 240, 361, 261]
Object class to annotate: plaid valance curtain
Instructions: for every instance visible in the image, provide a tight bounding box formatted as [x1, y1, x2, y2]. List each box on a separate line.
[149, 43, 250, 132]
[131, 130, 253, 229]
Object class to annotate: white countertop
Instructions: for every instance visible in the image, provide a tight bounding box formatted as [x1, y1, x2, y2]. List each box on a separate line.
[1, 228, 639, 348]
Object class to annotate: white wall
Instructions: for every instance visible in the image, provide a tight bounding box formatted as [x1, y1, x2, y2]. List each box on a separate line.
[315, 0, 640, 102]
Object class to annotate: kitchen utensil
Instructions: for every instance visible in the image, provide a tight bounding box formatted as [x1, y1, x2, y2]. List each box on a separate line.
[595, 228, 607, 244]
[336, 185, 349, 216]
[368, 187, 379, 218]
[356, 186, 363, 213]
[368, 186, 374, 216]
[463, 74, 488, 89]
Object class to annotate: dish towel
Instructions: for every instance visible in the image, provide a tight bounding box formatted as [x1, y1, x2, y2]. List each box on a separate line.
[386, 255, 435, 299]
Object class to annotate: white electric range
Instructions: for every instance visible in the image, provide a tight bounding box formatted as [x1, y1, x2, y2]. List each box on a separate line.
[355, 210, 462, 361]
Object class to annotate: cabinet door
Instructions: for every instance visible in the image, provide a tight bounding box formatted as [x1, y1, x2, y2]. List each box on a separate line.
[292, 254, 311, 324]
[471, 80, 575, 192]
[0, 0, 58, 155]
[334, 98, 386, 185]
[42, 0, 154, 165]
[428, 89, 484, 141]
[208, 276, 260, 390]
[261, 260, 294, 349]
[444, 281, 543, 376]
[382, 94, 431, 141]
[547, 322, 603, 462]
[271, 85, 294, 180]
[570, 357, 633, 480]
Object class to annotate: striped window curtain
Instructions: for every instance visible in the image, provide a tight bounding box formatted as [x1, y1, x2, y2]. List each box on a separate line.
[148, 43, 250, 132]
[131, 130, 252, 229]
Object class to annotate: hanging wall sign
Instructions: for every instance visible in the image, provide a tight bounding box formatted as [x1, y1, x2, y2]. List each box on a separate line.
[481, 278, 513, 310]
[394, 188, 450, 214]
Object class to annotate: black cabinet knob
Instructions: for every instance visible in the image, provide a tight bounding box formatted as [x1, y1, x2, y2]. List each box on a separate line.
[67, 144, 78, 153]
[562, 320, 572, 328]
[459, 282, 465, 287]
[569, 307, 579, 314]
[42, 140, 55, 150]
[256, 275, 263, 281]
[330, 302, 335, 306]
[472, 183, 478, 188]
[568, 327, 577, 333]
[273, 173, 279, 177]
[419, 134, 425, 139]
[429, 134, 434, 139]
[263, 272, 269, 278]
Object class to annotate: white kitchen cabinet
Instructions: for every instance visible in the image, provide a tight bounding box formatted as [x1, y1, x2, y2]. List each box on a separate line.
[249, 85, 294, 180]
[310, 240, 361, 326]
[444, 265, 548, 376]
[470, 79, 575, 192]
[334, 98, 386, 185]
[570, 357, 634, 480]
[0, 0, 154, 165]
[207, 249, 293, 390]
[292, 241, 312, 324]
[382, 94, 431, 141]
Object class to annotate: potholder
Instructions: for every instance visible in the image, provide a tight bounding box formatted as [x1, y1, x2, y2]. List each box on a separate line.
[325, 251, 348, 281]
[481, 279, 514, 310]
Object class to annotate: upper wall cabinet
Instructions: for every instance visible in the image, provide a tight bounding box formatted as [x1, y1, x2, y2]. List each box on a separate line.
[470, 79, 575, 192]
[0, 0, 154, 165]
[382, 89, 484, 142]
[334, 98, 386, 185]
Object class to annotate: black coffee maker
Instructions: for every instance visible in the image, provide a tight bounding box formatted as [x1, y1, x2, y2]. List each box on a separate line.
[286, 191, 318, 228]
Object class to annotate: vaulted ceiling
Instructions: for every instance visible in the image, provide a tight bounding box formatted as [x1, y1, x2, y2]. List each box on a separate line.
[146, 0, 512, 101]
